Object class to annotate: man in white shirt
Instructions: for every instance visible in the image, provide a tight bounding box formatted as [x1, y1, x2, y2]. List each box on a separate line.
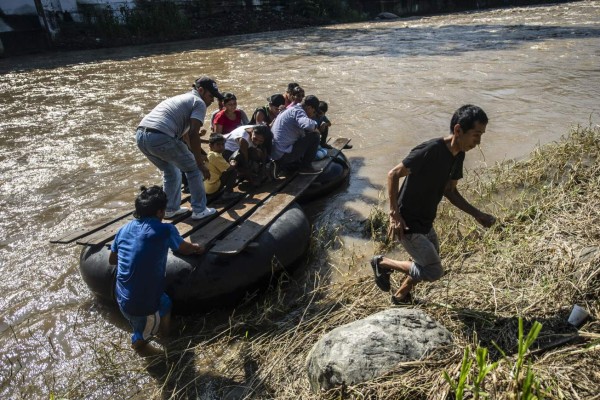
[136, 77, 223, 220]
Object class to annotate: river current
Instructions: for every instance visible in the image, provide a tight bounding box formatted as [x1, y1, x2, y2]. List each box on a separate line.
[0, 2, 599, 397]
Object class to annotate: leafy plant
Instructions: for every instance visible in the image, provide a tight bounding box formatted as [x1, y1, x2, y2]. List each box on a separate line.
[444, 318, 544, 399]
[472, 346, 500, 398]
[513, 318, 543, 398]
[443, 347, 472, 400]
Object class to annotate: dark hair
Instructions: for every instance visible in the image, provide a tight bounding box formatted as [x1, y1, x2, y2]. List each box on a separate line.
[268, 94, 285, 107]
[252, 125, 271, 138]
[318, 101, 328, 113]
[302, 95, 320, 110]
[209, 133, 226, 144]
[252, 124, 273, 154]
[222, 92, 237, 104]
[450, 104, 488, 133]
[134, 185, 167, 219]
[292, 86, 305, 97]
[286, 82, 299, 93]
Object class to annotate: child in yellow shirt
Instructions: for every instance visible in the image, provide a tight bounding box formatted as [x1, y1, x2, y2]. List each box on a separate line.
[205, 134, 240, 201]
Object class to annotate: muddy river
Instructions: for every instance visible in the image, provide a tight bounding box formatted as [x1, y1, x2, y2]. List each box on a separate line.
[1, 1, 599, 397]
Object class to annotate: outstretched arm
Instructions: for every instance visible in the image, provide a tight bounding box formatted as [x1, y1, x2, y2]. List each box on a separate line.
[189, 118, 210, 179]
[444, 180, 496, 227]
[178, 240, 205, 255]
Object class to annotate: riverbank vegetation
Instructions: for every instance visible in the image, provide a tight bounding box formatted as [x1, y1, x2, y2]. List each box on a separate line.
[51, 124, 599, 398]
[50, 0, 572, 51]
[53, 0, 367, 50]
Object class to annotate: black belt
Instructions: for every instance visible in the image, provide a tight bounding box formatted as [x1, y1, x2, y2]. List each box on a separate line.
[139, 126, 166, 135]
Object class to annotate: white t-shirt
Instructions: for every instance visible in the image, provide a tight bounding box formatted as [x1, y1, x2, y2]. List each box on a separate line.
[224, 125, 256, 152]
[139, 89, 207, 138]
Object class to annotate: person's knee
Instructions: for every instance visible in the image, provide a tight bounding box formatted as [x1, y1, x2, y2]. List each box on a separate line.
[410, 261, 444, 282]
[182, 166, 201, 179]
[423, 263, 444, 282]
[307, 131, 320, 143]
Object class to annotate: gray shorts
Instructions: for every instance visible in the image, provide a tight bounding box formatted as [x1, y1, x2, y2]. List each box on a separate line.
[400, 228, 444, 283]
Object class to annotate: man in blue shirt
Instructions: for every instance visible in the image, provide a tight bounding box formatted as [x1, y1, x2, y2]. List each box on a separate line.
[109, 186, 204, 351]
[271, 95, 323, 176]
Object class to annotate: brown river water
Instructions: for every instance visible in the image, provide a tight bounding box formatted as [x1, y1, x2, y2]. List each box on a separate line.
[1, 2, 599, 397]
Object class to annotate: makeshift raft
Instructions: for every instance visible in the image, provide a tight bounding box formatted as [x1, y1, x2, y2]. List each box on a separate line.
[51, 138, 350, 313]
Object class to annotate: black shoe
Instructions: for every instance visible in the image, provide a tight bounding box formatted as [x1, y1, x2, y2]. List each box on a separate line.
[343, 143, 353, 150]
[371, 255, 390, 292]
[391, 293, 413, 305]
[298, 166, 323, 175]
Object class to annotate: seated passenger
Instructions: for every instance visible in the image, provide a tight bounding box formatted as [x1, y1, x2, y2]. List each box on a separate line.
[205, 134, 240, 201]
[223, 125, 271, 185]
[284, 82, 300, 107]
[271, 95, 322, 176]
[250, 94, 286, 126]
[213, 93, 249, 135]
[315, 100, 332, 148]
[286, 86, 305, 109]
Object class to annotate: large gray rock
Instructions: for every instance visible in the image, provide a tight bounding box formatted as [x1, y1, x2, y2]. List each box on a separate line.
[306, 308, 452, 391]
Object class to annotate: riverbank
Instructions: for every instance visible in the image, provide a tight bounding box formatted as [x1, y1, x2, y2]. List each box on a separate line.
[37, 0, 574, 52]
[48, 125, 599, 398]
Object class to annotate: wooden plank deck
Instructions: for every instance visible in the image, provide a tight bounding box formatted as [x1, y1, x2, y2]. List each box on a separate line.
[208, 138, 350, 255]
[51, 137, 349, 250]
[49, 210, 133, 244]
[49, 194, 191, 244]
[186, 175, 294, 247]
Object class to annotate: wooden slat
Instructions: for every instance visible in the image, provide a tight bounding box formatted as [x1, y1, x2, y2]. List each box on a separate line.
[76, 214, 137, 246]
[64, 137, 350, 249]
[49, 210, 132, 244]
[77, 195, 192, 246]
[209, 138, 350, 255]
[51, 194, 191, 244]
[187, 177, 291, 246]
[88, 176, 292, 248]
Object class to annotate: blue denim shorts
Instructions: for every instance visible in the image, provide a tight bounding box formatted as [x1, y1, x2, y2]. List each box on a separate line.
[120, 293, 172, 344]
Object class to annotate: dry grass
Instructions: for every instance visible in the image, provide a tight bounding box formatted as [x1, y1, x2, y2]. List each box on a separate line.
[57, 125, 600, 399]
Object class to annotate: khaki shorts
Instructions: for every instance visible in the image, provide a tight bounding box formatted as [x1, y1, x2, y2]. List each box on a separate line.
[400, 228, 444, 283]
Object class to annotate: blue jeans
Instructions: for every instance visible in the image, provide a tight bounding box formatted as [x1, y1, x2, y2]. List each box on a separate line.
[400, 228, 444, 283]
[120, 293, 172, 344]
[136, 128, 207, 213]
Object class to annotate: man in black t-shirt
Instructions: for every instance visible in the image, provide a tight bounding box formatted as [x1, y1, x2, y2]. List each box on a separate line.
[371, 105, 496, 304]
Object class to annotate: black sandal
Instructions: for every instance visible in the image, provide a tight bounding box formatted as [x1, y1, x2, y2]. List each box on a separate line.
[371, 255, 391, 292]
